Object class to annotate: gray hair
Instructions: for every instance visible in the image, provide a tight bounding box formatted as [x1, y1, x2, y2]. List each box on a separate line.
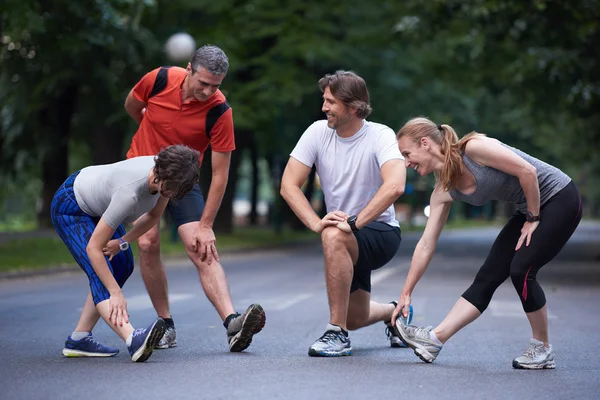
[190, 45, 229, 76]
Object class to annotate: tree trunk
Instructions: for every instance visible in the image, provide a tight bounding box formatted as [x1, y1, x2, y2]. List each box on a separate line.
[89, 127, 127, 165]
[37, 84, 79, 228]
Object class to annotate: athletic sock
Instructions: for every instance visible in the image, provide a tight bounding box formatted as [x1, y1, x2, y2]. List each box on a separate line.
[223, 312, 240, 329]
[71, 331, 90, 340]
[429, 331, 443, 346]
[126, 332, 133, 347]
[163, 317, 175, 329]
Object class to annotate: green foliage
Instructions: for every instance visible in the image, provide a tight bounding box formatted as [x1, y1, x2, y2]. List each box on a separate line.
[1, 0, 599, 225]
[0, 227, 317, 271]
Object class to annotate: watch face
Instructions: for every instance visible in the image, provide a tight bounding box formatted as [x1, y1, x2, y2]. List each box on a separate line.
[119, 242, 129, 251]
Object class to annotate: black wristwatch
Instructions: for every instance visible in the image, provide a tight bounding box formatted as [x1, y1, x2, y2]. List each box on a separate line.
[525, 211, 540, 222]
[347, 215, 359, 232]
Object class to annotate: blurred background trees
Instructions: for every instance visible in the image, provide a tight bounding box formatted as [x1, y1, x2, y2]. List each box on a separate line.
[1, 0, 598, 232]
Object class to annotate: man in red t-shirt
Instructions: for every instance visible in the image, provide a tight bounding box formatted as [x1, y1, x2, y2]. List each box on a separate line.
[124, 45, 265, 352]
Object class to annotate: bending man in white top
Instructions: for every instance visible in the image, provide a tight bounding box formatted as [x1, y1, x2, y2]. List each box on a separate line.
[280, 70, 408, 356]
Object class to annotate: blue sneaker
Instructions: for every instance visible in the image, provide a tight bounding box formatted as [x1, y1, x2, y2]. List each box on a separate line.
[308, 324, 352, 357]
[385, 304, 413, 348]
[62, 333, 119, 357]
[128, 318, 166, 362]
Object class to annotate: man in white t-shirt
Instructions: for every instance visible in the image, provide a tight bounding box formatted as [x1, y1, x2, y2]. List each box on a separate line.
[280, 70, 409, 357]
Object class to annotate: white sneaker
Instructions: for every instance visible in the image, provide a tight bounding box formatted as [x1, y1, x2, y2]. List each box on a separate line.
[513, 339, 556, 369]
[394, 322, 442, 363]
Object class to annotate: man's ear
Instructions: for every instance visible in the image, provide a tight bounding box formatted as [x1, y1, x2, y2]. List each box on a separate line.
[186, 62, 192, 75]
[348, 105, 358, 117]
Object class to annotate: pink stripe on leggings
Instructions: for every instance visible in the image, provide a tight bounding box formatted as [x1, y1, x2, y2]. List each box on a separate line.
[522, 265, 533, 301]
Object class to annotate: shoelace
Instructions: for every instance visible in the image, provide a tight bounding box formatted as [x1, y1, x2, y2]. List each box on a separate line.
[524, 343, 546, 358]
[318, 330, 343, 344]
[131, 328, 145, 339]
[84, 336, 103, 347]
[406, 325, 433, 341]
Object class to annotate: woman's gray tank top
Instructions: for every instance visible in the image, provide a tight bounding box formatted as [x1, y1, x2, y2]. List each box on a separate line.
[450, 143, 571, 213]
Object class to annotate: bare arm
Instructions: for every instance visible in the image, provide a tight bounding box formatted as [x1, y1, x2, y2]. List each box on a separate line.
[190, 150, 231, 265]
[121, 198, 168, 243]
[393, 187, 452, 321]
[466, 137, 539, 216]
[87, 218, 130, 325]
[200, 150, 231, 228]
[103, 198, 169, 259]
[354, 159, 406, 228]
[403, 187, 453, 295]
[280, 157, 323, 232]
[466, 137, 540, 250]
[124, 89, 146, 125]
[87, 219, 121, 293]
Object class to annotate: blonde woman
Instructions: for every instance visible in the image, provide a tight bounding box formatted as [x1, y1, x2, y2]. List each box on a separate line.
[392, 117, 581, 369]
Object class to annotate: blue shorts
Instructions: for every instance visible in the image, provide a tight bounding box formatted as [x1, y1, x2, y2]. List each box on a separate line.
[351, 221, 401, 293]
[166, 183, 205, 227]
[50, 172, 134, 305]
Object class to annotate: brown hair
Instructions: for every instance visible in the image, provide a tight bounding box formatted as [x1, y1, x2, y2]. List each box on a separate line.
[153, 145, 201, 199]
[318, 70, 372, 119]
[396, 117, 484, 191]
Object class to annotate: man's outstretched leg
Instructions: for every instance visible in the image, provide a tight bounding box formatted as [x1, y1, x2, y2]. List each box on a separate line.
[179, 222, 266, 352]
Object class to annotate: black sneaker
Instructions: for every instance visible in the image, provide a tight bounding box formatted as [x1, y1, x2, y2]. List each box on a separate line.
[227, 304, 266, 352]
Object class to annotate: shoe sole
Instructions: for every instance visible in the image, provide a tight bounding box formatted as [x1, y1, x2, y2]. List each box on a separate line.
[155, 340, 177, 350]
[132, 319, 166, 363]
[229, 304, 266, 352]
[394, 323, 437, 363]
[308, 348, 352, 357]
[62, 349, 118, 357]
[512, 360, 556, 369]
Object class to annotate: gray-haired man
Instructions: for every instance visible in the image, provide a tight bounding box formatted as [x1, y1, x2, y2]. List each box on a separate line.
[124, 44, 265, 352]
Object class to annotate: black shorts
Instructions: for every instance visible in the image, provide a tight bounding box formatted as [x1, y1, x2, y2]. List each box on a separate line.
[166, 184, 205, 228]
[351, 221, 402, 293]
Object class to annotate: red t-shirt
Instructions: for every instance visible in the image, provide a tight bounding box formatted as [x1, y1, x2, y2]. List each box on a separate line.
[126, 67, 235, 164]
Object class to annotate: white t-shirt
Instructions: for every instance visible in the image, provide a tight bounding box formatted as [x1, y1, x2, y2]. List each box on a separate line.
[290, 119, 403, 227]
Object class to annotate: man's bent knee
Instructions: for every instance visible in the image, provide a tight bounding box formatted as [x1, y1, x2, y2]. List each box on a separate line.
[321, 226, 351, 247]
[137, 229, 161, 255]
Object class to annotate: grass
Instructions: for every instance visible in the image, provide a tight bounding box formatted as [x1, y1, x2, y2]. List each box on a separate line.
[0, 219, 499, 273]
[0, 227, 318, 272]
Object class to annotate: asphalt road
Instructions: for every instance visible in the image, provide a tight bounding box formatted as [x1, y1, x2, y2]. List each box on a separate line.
[1, 222, 599, 400]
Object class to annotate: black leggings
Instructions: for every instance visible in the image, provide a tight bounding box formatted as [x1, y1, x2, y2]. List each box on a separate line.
[462, 181, 582, 313]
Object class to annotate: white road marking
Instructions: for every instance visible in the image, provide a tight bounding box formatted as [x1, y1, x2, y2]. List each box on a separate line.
[237, 293, 313, 311]
[371, 267, 398, 286]
[489, 300, 557, 319]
